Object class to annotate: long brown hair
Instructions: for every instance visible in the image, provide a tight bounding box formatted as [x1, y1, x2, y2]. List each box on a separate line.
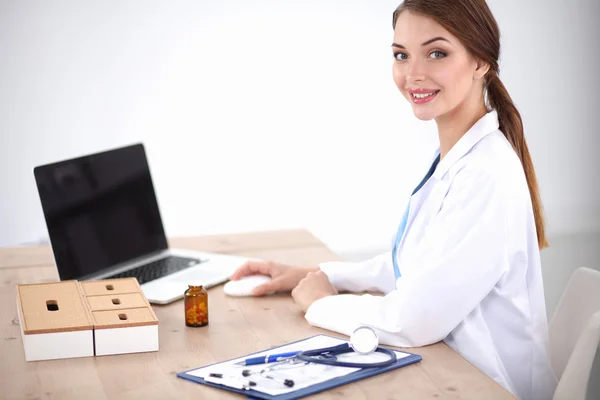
[393, 0, 548, 249]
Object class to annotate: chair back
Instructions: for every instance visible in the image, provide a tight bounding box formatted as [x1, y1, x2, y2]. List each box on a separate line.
[549, 267, 600, 400]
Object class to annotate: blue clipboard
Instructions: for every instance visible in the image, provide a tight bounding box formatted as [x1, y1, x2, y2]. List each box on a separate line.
[176, 334, 422, 400]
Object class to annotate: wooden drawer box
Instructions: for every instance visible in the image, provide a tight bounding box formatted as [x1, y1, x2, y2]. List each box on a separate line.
[16, 278, 159, 361]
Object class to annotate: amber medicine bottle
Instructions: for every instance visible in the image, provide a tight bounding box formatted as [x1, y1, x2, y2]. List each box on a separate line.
[184, 282, 208, 327]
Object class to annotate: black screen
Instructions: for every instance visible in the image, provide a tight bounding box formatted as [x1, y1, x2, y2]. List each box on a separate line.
[34, 144, 168, 280]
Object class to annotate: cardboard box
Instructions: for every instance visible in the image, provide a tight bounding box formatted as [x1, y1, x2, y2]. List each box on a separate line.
[16, 278, 159, 361]
[16, 281, 94, 361]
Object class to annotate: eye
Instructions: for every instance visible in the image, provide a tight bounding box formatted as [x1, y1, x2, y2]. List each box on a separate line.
[429, 50, 447, 59]
[394, 52, 408, 61]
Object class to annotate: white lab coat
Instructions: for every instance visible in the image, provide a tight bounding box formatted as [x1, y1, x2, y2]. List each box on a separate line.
[305, 110, 558, 400]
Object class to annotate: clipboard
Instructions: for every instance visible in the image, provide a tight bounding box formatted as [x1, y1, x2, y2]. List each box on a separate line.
[176, 334, 422, 400]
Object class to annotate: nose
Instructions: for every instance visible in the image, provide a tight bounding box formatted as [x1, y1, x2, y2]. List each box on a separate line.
[406, 59, 426, 83]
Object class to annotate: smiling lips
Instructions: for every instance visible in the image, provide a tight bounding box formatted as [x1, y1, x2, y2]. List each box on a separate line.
[408, 88, 440, 104]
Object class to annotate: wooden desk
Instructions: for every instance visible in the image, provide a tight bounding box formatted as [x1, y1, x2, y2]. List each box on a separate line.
[0, 229, 514, 399]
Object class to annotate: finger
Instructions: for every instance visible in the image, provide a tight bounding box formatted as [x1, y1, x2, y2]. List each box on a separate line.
[315, 271, 330, 283]
[230, 261, 271, 280]
[292, 280, 306, 296]
[300, 274, 315, 284]
[252, 278, 282, 296]
[295, 277, 306, 289]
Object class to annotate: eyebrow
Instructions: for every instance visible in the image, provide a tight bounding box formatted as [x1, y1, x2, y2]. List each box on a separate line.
[391, 36, 450, 49]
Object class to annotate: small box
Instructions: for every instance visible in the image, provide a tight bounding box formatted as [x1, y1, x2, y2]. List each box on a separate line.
[16, 281, 94, 361]
[91, 307, 159, 356]
[85, 292, 149, 311]
[80, 278, 141, 296]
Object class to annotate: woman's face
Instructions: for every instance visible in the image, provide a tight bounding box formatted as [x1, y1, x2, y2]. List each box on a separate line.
[392, 11, 484, 121]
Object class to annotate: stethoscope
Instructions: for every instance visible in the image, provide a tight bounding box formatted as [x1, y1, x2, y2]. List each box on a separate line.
[241, 326, 397, 388]
[295, 325, 397, 368]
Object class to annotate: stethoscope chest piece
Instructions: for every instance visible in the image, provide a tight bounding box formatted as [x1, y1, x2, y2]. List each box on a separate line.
[349, 326, 379, 355]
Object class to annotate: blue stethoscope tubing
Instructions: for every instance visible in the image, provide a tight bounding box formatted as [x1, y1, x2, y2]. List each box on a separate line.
[295, 343, 397, 368]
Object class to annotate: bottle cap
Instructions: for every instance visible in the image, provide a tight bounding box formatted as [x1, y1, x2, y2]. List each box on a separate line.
[188, 280, 204, 288]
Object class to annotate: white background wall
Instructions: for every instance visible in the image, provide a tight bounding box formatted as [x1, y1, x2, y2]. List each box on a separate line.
[1, 0, 599, 397]
[1, 0, 441, 254]
[2, 0, 598, 256]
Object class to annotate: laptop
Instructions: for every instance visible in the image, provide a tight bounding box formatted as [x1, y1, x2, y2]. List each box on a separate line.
[33, 143, 249, 304]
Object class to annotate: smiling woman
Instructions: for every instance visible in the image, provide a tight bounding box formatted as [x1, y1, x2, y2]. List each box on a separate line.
[228, 2, 558, 400]
[391, 0, 548, 250]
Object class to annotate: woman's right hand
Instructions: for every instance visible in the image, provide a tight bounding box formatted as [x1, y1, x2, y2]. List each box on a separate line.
[229, 260, 319, 296]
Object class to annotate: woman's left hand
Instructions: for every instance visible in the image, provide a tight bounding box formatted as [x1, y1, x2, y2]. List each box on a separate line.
[291, 270, 338, 312]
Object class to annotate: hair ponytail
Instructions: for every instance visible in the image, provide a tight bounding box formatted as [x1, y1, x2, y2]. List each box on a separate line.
[487, 73, 548, 249]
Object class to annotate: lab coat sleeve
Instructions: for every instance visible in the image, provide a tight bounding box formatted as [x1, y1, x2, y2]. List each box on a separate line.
[318, 252, 396, 295]
[305, 168, 510, 348]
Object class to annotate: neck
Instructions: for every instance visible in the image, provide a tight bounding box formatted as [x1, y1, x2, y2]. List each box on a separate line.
[435, 91, 488, 160]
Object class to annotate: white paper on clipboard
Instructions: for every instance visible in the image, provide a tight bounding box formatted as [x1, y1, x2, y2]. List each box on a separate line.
[185, 335, 411, 396]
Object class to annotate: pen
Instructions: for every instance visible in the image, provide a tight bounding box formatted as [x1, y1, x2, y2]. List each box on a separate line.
[234, 351, 300, 366]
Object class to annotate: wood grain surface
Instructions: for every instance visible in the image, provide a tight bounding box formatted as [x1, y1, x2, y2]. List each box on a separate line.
[0, 229, 514, 399]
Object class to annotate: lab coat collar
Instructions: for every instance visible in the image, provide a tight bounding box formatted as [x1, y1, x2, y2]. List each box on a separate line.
[432, 110, 500, 179]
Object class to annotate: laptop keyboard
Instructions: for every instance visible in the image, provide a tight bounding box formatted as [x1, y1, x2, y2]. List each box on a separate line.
[107, 255, 206, 285]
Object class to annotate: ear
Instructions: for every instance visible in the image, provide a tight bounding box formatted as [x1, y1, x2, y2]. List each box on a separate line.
[474, 59, 490, 81]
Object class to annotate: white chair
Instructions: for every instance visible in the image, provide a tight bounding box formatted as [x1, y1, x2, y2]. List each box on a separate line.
[549, 267, 600, 400]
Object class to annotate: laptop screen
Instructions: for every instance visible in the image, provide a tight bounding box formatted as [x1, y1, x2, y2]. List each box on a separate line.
[34, 144, 168, 280]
